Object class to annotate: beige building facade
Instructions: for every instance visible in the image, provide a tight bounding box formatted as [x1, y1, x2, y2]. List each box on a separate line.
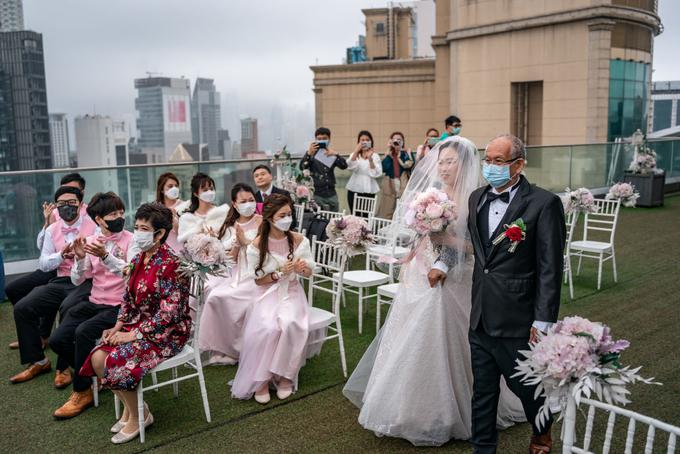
[311, 0, 662, 153]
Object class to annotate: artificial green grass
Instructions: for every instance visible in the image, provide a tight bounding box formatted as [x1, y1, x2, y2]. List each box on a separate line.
[0, 195, 678, 453]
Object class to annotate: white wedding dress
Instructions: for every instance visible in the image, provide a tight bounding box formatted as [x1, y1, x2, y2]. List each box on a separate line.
[343, 136, 526, 446]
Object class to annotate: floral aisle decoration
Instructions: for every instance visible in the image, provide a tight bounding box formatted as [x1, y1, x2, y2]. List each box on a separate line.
[513, 316, 659, 429]
[178, 233, 235, 286]
[628, 145, 663, 176]
[561, 187, 599, 214]
[606, 182, 639, 208]
[325, 215, 374, 256]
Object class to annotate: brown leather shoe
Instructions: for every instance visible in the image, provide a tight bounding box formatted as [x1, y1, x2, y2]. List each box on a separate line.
[9, 360, 52, 384]
[53, 388, 94, 420]
[8, 340, 19, 349]
[54, 369, 72, 389]
[529, 433, 553, 454]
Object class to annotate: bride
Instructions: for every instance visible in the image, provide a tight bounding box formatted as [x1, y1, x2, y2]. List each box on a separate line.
[343, 136, 526, 446]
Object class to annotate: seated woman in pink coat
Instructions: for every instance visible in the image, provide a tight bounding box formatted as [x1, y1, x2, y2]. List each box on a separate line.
[230, 194, 315, 404]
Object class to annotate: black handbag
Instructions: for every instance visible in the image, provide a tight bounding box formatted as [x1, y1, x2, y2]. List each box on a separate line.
[305, 214, 330, 242]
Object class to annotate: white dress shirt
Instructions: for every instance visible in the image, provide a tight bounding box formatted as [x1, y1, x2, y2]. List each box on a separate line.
[433, 179, 552, 333]
[346, 153, 383, 194]
[260, 184, 273, 198]
[39, 216, 84, 272]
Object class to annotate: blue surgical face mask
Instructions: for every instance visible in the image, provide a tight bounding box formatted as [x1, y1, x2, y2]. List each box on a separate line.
[451, 127, 461, 136]
[482, 162, 513, 188]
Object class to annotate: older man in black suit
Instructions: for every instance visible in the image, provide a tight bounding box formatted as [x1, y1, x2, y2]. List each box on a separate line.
[430, 134, 566, 454]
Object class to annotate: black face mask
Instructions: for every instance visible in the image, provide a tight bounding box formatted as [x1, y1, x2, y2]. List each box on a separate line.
[104, 217, 125, 233]
[58, 205, 79, 222]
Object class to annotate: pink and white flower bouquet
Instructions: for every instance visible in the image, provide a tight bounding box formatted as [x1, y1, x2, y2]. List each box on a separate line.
[326, 215, 374, 256]
[514, 316, 659, 429]
[179, 233, 235, 284]
[561, 187, 599, 214]
[628, 146, 663, 175]
[606, 182, 639, 207]
[404, 188, 457, 235]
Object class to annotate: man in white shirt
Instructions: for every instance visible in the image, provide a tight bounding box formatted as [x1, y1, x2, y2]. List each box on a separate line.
[10, 186, 97, 385]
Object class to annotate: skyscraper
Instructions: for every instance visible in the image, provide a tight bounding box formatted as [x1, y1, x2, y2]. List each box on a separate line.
[0, 31, 51, 170]
[134, 76, 192, 161]
[191, 78, 221, 159]
[240, 117, 258, 154]
[217, 128, 231, 159]
[0, 0, 24, 32]
[49, 113, 70, 168]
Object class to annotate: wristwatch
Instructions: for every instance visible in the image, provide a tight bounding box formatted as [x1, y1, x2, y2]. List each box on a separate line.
[134, 329, 143, 341]
[270, 271, 280, 282]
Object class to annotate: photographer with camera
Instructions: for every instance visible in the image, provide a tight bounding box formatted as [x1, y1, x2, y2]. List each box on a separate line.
[346, 130, 382, 216]
[299, 127, 348, 212]
[377, 131, 413, 219]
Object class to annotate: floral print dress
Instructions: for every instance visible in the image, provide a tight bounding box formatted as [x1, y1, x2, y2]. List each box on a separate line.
[80, 243, 191, 391]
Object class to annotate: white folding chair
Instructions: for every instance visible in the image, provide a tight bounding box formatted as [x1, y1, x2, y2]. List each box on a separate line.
[365, 216, 410, 283]
[352, 195, 377, 218]
[315, 208, 346, 222]
[561, 395, 680, 454]
[375, 283, 399, 332]
[307, 238, 348, 377]
[99, 276, 211, 443]
[563, 210, 579, 300]
[293, 202, 305, 232]
[333, 260, 390, 334]
[570, 199, 621, 290]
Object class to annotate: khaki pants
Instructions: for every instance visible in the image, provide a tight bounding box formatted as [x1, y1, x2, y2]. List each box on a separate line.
[377, 174, 408, 219]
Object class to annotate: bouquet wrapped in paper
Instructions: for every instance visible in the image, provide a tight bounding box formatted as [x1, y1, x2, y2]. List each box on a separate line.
[513, 316, 659, 429]
[179, 233, 235, 284]
[606, 182, 639, 207]
[404, 187, 457, 236]
[325, 215, 374, 256]
[561, 187, 598, 214]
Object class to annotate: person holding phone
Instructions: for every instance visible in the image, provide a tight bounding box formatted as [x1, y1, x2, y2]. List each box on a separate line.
[299, 127, 348, 212]
[415, 128, 440, 163]
[346, 130, 382, 216]
[377, 131, 413, 219]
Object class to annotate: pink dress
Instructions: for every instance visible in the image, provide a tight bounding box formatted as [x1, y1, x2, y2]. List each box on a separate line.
[198, 216, 261, 365]
[230, 236, 314, 399]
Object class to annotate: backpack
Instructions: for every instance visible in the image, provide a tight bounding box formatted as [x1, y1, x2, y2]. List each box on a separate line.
[305, 214, 330, 243]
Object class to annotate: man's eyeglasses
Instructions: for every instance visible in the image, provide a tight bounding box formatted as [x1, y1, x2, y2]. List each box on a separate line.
[56, 200, 79, 207]
[481, 157, 522, 166]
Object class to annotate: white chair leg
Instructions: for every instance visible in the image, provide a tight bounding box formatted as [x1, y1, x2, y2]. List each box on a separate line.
[597, 252, 604, 290]
[152, 371, 158, 392]
[137, 387, 145, 443]
[577, 253, 584, 275]
[568, 265, 574, 300]
[611, 248, 618, 283]
[92, 377, 99, 407]
[376, 295, 382, 333]
[336, 317, 348, 378]
[114, 394, 121, 420]
[196, 360, 211, 422]
[358, 287, 363, 334]
[172, 367, 179, 397]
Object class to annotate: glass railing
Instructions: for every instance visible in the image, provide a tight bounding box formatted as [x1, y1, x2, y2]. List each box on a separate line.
[1, 138, 679, 264]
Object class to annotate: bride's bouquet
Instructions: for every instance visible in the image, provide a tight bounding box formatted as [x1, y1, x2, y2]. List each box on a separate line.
[404, 188, 457, 235]
[179, 233, 235, 285]
[513, 316, 659, 429]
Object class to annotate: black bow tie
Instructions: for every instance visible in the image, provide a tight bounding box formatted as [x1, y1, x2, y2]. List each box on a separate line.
[486, 192, 510, 203]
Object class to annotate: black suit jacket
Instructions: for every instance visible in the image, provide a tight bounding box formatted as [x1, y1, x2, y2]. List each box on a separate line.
[255, 186, 298, 231]
[466, 176, 566, 338]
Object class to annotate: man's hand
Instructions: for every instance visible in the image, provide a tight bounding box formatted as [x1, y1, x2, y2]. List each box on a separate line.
[307, 142, 319, 156]
[427, 269, 446, 288]
[325, 148, 338, 157]
[61, 242, 75, 260]
[529, 327, 542, 344]
[85, 241, 107, 258]
[42, 201, 56, 227]
[72, 237, 86, 260]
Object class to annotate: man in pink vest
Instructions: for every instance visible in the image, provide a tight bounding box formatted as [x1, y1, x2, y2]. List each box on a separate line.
[10, 186, 97, 384]
[49, 192, 137, 419]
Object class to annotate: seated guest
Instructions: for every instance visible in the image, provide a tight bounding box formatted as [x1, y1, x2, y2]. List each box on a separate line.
[80, 203, 191, 444]
[231, 194, 314, 404]
[199, 183, 262, 365]
[155, 172, 189, 253]
[346, 130, 382, 216]
[252, 165, 297, 230]
[177, 172, 229, 244]
[49, 192, 135, 419]
[7, 172, 90, 350]
[10, 186, 97, 385]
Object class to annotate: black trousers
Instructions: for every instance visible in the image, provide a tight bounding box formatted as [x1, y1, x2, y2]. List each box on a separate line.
[347, 191, 375, 218]
[13, 277, 80, 365]
[5, 269, 57, 338]
[49, 299, 119, 392]
[469, 327, 551, 454]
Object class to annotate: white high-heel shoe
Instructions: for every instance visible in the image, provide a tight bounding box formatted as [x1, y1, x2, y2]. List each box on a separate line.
[254, 388, 271, 404]
[276, 382, 293, 400]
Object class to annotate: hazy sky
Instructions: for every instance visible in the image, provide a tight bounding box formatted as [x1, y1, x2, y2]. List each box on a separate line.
[23, 0, 680, 150]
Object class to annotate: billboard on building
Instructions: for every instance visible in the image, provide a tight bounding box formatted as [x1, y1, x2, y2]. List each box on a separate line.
[163, 95, 191, 132]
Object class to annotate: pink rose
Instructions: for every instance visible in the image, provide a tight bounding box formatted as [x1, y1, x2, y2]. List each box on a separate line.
[296, 185, 310, 198]
[425, 203, 444, 219]
[430, 219, 444, 231]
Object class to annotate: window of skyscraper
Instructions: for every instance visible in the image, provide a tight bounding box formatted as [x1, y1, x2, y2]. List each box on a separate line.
[653, 100, 673, 131]
[607, 59, 649, 141]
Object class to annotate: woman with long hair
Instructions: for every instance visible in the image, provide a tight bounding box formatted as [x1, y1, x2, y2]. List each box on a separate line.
[346, 130, 382, 216]
[155, 172, 189, 252]
[177, 172, 229, 245]
[199, 183, 263, 365]
[231, 194, 314, 404]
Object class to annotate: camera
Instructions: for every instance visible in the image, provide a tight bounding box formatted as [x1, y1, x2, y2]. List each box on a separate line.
[316, 140, 328, 150]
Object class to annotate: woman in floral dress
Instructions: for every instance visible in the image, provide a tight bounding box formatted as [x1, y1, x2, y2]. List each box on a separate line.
[80, 203, 191, 444]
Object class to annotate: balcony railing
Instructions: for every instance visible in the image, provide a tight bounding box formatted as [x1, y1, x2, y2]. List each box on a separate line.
[1, 138, 679, 265]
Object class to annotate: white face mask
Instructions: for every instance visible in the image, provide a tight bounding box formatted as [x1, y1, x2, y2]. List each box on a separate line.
[133, 230, 157, 252]
[199, 190, 216, 203]
[273, 216, 293, 232]
[165, 187, 180, 200]
[236, 202, 256, 217]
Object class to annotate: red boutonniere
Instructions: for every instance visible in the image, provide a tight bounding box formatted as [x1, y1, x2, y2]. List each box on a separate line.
[492, 218, 526, 253]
